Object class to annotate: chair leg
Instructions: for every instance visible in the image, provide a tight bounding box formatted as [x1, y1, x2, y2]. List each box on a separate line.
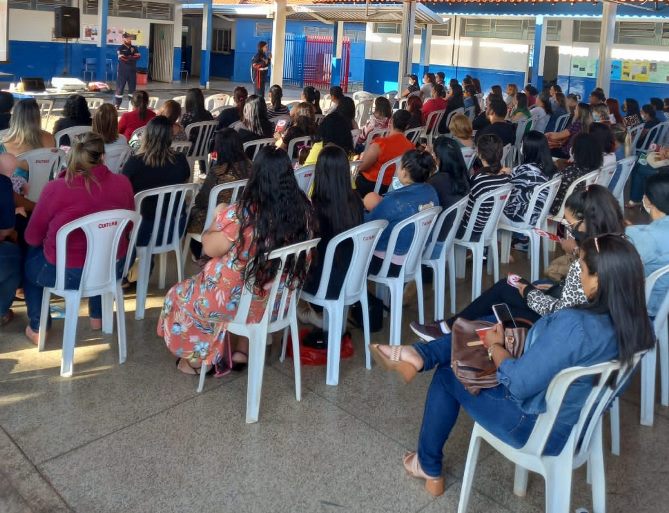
[455, 245, 467, 279]
[659, 326, 669, 406]
[457, 432, 482, 513]
[544, 455, 573, 513]
[434, 263, 445, 322]
[471, 246, 483, 301]
[640, 346, 657, 426]
[589, 422, 607, 513]
[38, 290, 51, 352]
[101, 292, 114, 334]
[500, 230, 511, 264]
[325, 305, 343, 386]
[448, 249, 457, 314]
[489, 237, 499, 281]
[60, 293, 82, 377]
[158, 252, 167, 289]
[197, 363, 208, 393]
[415, 269, 425, 325]
[610, 398, 620, 456]
[360, 293, 372, 370]
[529, 233, 541, 283]
[513, 465, 529, 497]
[114, 283, 128, 364]
[135, 249, 152, 321]
[290, 312, 302, 400]
[173, 245, 185, 285]
[388, 281, 404, 346]
[246, 326, 268, 423]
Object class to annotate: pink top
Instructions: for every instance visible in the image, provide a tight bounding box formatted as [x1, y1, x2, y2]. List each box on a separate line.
[118, 109, 157, 140]
[357, 114, 390, 145]
[25, 164, 135, 267]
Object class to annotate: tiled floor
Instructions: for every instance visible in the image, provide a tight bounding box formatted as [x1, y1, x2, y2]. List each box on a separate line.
[1, 243, 667, 513]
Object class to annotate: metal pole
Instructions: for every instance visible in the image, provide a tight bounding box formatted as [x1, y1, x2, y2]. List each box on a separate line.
[200, 0, 212, 88]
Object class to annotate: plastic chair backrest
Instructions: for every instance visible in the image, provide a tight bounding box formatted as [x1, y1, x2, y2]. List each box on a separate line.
[18, 148, 65, 202]
[464, 105, 476, 121]
[53, 209, 141, 295]
[84, 57, 97, 68]
[36, 99, 54, 120]
[501, 144, 515, 168]
[553, 170, 599, 219]
[173, 95, 186, 108]
[286, 135, 312, 160]
[170, 141, 192, 154]
[202, 179, 247, 233]
[404, 127, 423, 144]
[628, 124, 644, 149]
[134, 183, 198, 252]
[423, 197, 468, 260]
[55, 126, 92, 148]
[554, 113, 570, 132]
[148, 96, 160, 110]
[595, 162, 618, 188]
[383, 91, 398, 102]
[353, 91, 376, 102]
[355, 99, 374, 127]
[444, 108, 464, 131]
[104, 144, 131, 174]
[398, 98, 408, 110]
[294, 165, 315, 194]
[424, 109, 445, 137]
[205, 93, 230, 112]
[373, 155, 402, 194]
[514, 118, 531, 149]
[373, 206, 441, 279]
[461, 146, 476, 171]
[639, 121, 668, 152]
[312, 220, 388, 302]
[517, 176, 562, 228]
[645, 264, 669, 335]
[185, 120, 218, 159]
[611, 156, 638, 208]
[243, 138, 275, 160]
[458, 184, 512, 243]
[86, 97, 105, 111]
[364, 128, 389, 151]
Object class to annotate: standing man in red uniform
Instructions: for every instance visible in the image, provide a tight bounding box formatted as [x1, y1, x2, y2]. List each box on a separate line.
[115, 33, 141, 108]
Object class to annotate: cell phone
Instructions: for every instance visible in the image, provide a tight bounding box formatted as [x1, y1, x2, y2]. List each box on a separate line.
[533, 228, 562, 242]
[492, 303, 517, 329]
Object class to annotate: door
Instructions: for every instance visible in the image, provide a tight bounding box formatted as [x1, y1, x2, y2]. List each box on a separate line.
[150, 23, 174, 82]
[543, 46, 559, 86]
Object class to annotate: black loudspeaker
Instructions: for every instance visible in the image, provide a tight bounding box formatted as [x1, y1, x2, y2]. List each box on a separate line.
[54, 6, 80, 39]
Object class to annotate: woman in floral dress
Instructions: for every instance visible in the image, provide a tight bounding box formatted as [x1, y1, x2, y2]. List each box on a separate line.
[158, 146, 315, 375]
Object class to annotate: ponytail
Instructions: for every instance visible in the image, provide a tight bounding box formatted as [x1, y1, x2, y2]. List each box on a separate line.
[476, 133, 504, 175]
[131, 90, 149, 121]
[66, 132, 104, 192]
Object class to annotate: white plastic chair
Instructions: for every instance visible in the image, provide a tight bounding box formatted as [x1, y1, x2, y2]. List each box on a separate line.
[133, 183, 199, 320]
[383, 90, 398, 102]
[460, 146, 476, 172]
[454, 185, 512, 300]
[514, 118, 532, 161]
[444, 107, 464, 133]
[637, 121, 669, 153]
[184, 120, 218, 175]
[422, 198, 468, 319]
[373, 155, 402, 194]
[502, 144, 515, 169]
[294, 165, 315, 195]
[363, 127, 389, 152]
[54, 126, 92, 148]
[423, 109, 446, 147]
[628, 124, 644, 149]
[181, 179, 247, 270]
[17, 148, 65, 202]
[355, 99, 374, 127]
[148, 96, 160, 110]
[594, 162, 619, 188]
[205, 93, 230, 112]
[458, 355, 642, 513]
[404, 126, 423, 145]
[554, 113, 571, 133]
[353, 91, 376, 103]
[368, 206, 441, 345]
[199, 238, 320, 424]
[170, 141, 192, 154]
[104, 145, 131, 174]
[286, 135, 312, 161]
[295, 220, 388, 385]
[86, 97, 105, 112]
[610, 156, 637, 211]
[499, 177, 562, 282]
[172, 95, 187, 108]
[243, 138, 275, 160]
[38, 209, 141, 377]
[36, 99, 54, 128]
[464, 105, 476, 121]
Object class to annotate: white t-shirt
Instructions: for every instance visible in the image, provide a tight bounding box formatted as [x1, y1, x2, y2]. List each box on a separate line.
[104, 134, 128, 154]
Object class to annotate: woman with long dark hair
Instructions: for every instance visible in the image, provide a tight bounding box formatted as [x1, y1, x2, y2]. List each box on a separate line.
[276, 102, 317, 158]
[118, 90, 156, 140]
[233, 95, 274, 146]
[53, 94, 92, 137]
[372, 233, 654, 496]
[180, 87, 213, 131]
[216, 86, 248, 129]
[302, 86, 322, 115]
[251, 41, 271, 98]
[267, 84, 289, 120]
[159, 146, 315, 375]
[303, 112, 355, 165]
[622, 98, 642, 128]
[429, 136, 469, 212]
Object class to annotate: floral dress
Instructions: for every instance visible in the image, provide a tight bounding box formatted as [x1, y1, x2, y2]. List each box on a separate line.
[158, 204, 267, 366]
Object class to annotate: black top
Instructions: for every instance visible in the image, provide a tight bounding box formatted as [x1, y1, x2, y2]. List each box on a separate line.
[428, 173, 466, 239]
[180, 110, 214, 130]
[122, 152, 190, 219]
[0, 175, 14, 232]
[475, 121, 516, 146]
[118, 43, 139, 69]
[472, 113, 490, 132]
[0, 113, 11, 131]
[217, 107, 241, 130]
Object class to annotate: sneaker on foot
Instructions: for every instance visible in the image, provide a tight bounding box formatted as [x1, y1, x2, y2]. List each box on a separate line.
[409, 320, 451, 342]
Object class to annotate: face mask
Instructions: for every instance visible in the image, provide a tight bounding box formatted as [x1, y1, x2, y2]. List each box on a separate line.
[568, 227, 585, 243]
[391, 176, 404, 191]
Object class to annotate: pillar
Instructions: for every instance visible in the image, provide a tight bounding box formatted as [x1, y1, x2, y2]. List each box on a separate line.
[200, 0, 213, 88]
[419, 24, 432, 76]
[172, 3, 183, 82]
[597, 1, 617, 97]
[530, 15, 546, 91]
[270, 0, 287, 89]
[331, 21, 344, 87]
[397, 0, 417, 91]
[96, 0, 109, 81]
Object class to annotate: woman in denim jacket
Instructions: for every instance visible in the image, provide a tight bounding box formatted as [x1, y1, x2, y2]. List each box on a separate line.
[371, 236, 654, 496]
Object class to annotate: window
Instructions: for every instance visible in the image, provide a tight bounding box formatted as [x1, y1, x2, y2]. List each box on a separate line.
[573, 20, 602, 43]
[372, 23, 421, 36]
[432, 21, 451, 37]
[546, 19, 562, 41]
[344, 30, 366, 43]
[144, 2, 173, 21]
[9, 0, 69, 9]
[115, 0, 142, 19]
[304, 27, 333, 38]
[662, 23, 669, 46]
[83, 0, 99, 15]
[462, 17, 534, 40]
[212, 28, 232, 53]
[255, 22, 272, 38]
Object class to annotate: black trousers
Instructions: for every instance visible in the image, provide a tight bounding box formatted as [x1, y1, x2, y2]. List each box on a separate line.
[115, 64, 136, 106]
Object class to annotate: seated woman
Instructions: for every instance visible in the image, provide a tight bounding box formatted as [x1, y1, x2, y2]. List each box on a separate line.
[637, 104, 661, 148]
[53, 94, 92, 145]
[549, 132, 603, 216]
[546, 102, 592, 159]
[92, 103, 128, 153]
[179, 88, 213, 133]
[364, 149, 440, 277]
[463, 84, 479, 114]
[232, 95, 274, 148]
[627, 173, 669, 318]
[410, 185, 624, 340]
[23, 133, 135, 343]
[544, 92, 568, 133]
[356, 96, 392, 148]
[121, 116, 191, 247]
[334, 96, 359, 130]
[267, 84, 290, 121]
[186, 128, 253, 258]
[275, 102, 316, 158]
[421, 84, 447, 127]
[510, 92, 531, 123]
[302, 86, 322, 115]
[158, 146, 315, 375]
[628, 145, 669, 207]
[303, 112, 355, 166]
[622, 98, 642, 128]
[503, 130, 555, 224]
[592, 104, 612, 126]
[406, 95, 424, 130]
[158, 100, 187, 143]
[589, 122, 617, 169]
[439, 84, 465, 134]
[0, 163, 21, 326]
[448, 114, 474, 148]
[530, 93, 552, 133]
[401, 74, 420, 99]
[118, 91, 156, 141]
[371, 234, 654, 495]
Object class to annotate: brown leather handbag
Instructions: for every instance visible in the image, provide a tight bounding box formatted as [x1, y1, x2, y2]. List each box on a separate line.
[450, 318, 527, 395]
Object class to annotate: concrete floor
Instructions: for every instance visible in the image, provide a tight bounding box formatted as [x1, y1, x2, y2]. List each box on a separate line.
[1, 242, 667, 513]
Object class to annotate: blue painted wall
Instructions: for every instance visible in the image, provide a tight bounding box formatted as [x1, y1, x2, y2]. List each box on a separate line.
[0, 40, 148, 81]
[211, 51, 235, 79]
[172, 47, 182, 82]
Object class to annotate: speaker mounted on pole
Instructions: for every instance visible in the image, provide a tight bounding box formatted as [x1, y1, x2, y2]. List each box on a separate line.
[54, 6, 80, 39]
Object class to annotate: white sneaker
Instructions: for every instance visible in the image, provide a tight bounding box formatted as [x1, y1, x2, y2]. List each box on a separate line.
[297, 302, 323, 329]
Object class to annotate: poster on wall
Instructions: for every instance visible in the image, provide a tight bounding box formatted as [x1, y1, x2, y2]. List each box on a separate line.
[570, 57, 597, 78]
[621, 60, 650, 82]
[648, 62, 669, 84]
[0, 0, 8, 63]
[610, 60, 622, 81]
[82, 25, 100, 43]
[124, 29, 145, 46]
[107, 27, 145, 46]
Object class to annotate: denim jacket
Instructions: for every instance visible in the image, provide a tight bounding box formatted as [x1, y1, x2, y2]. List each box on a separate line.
[497, 309, 618, 442]
[627, 216, 669, 317]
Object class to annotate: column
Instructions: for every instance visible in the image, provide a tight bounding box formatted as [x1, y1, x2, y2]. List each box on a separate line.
[597, 1, 617, 97]
[200, 0, 213, 88]
[270, 0, 287, 89]
[172, 3, 183, 82]
[397, 0, 417, 91]
[96, 0, 109, 81]
[530, 15, 546, 90]
[331, 21, 344, 87]
[419, 24, 432, 76]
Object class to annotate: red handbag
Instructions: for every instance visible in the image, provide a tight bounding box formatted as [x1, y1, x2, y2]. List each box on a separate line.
[285, 328, 354, 366]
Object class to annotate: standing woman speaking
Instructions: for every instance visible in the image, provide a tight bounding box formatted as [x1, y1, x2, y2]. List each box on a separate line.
[251, 41, 271, 98]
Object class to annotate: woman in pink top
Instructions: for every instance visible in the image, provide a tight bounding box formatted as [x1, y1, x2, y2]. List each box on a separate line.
[23, 133, 135, 344]
[118, 90, 156, 140]
[356, 96, 392, 148]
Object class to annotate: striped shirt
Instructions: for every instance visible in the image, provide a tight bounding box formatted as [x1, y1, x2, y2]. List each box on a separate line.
[504, 163, 549, 223]
[459, 172, 510, 238]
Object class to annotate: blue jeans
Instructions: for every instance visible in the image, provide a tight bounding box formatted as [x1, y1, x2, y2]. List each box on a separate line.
[629, 160, 658, 202]
[23, 246, 124, 331]
[0, 241, 21, 315]
[413, 335, 537, 476]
